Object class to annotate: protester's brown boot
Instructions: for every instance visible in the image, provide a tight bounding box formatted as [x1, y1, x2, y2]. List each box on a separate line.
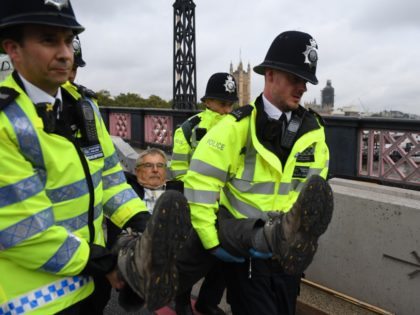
[116, 190, 191, 311]
[263, 175, 334, 275]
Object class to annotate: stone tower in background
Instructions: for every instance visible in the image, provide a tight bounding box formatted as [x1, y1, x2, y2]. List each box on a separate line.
[230, 61, 251, 106]
[321, 79, 334, 109]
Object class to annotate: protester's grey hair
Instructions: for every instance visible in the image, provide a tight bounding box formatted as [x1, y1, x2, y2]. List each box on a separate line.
[136, 147, 168, 167]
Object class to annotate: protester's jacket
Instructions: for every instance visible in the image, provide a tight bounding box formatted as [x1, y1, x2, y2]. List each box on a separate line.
[183, 95, 329, 249]
[0, 75, 147, 315]
[170, 108, 225, 180]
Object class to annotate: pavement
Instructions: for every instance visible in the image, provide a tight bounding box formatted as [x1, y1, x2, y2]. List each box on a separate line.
[104, 279, 232, 315]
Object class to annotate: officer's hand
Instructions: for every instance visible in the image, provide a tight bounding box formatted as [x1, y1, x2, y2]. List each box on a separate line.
[106, 269, 125, 290]
[249, 248, 273, 260]
[210, 247, 245, 263]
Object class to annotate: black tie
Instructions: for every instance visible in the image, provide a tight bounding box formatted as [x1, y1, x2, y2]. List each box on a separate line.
[278, 113, 287, 137]
[262, 113, 286, 142]
[53, 98, 62, 119]
[34, 101, 57, 133]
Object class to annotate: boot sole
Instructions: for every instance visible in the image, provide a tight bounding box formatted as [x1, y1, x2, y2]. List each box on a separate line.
[298, 175, 334, 237]
[277, 175, 333, 275]
[279, 233, 318, 275]
[144, 190, 191, 310]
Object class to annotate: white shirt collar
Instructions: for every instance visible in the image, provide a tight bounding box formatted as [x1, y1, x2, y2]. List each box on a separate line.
[262, 94, 291, 122]
[18, 73, 63, 108]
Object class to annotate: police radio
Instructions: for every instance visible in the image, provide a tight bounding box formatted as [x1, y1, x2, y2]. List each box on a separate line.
[76, 98, 99, 146]
[280, 115, 303, 149]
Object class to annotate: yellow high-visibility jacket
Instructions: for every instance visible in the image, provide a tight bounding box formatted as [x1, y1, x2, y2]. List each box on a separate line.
[183, 97, 329, 249]
[170, 108, 225, 180]
[0, 76, 147, 315]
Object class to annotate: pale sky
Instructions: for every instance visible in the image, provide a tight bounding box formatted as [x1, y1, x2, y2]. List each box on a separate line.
[71, 0, 420, 115]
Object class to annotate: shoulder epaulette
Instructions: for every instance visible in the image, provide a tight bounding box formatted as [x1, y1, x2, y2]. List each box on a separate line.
[181, 114, 201, 146]
[229, 104, 253, 121]
[188, 114, 202, 127]
[75, 83, 97, 99]
[0, 87, 19, 111]
[308, 108, 325, 126]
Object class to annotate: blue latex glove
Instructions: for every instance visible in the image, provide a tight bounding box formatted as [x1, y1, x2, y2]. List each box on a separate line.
[210, 247, 245, 263]
[249, 248, 273, 260]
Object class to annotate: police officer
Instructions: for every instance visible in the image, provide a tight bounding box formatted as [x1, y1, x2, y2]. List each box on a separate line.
[0, 1, 189, 314]
[171, 72, 238, 315]
[171, 72, 238, 179]
[68, 35, 86, 83]
[0, 53, 13, 81]
[176, 31, 334, 315]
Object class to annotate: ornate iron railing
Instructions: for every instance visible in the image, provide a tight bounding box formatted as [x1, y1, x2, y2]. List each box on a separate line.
[100, 107, 420, 190]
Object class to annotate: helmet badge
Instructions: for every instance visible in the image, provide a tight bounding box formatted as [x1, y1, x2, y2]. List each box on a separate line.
[302, 38, 318, 68]
[44, 0, 69, 10]
[224, 75, 236, 94]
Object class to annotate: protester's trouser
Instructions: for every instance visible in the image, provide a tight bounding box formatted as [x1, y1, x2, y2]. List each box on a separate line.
[197, 265, 226, 307]
[177, 229, 220, 297]
[225, 258, 300, 315]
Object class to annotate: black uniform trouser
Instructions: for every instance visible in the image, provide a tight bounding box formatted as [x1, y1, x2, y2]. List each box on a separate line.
[55, 276, 111, 315]
[79, 276, 112, 314]
[225, 259, 300, 315]
[55, 303, 80, 315]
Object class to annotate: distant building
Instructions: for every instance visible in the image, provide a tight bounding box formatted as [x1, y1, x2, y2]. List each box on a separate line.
[331, 105, 360, 117]
[304, 80, 336, 116]
[304, 98, 324, 113]
[372, 110, 410, 119]
[230, 61, 251, 106]
[321, 79, 334, 109]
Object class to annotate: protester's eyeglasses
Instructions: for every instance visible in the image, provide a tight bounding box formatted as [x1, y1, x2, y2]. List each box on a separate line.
[137, 162, 166, 169]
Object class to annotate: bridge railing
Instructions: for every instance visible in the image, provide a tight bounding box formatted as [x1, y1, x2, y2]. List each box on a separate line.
[100, 107, 420, 190]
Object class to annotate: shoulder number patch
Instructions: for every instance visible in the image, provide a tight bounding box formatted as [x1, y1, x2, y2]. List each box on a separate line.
[229, 104, 253, 121]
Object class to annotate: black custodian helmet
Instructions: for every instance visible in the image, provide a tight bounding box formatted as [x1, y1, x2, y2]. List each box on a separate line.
[201, 72, 239, 103]
[253, 31, 319, 85]
[0, 0, 84, 34]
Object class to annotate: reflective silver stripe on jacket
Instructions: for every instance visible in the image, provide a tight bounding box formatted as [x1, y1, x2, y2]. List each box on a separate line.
[184, 188, 219, 205]
[56, 203, 102, 232]
[46, 170, 102, 203]
[103, 188, 138, 217]
[171, 169, 187, 178]
[104, 152, 119, 171]
[230, 178, 275, 195]
[0, 275, 91, 315]
[102, 171, 126, 190]
[40, 233, 81, 273]
[189, 159, 228, 183]
[223, 187, 268, 220]
[278, 167, 324, 195]
[4, 102, 47, 185]
[171, 152, 190, 162]
[0, 207, 54, 250]
[0, 174, 44, 208]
